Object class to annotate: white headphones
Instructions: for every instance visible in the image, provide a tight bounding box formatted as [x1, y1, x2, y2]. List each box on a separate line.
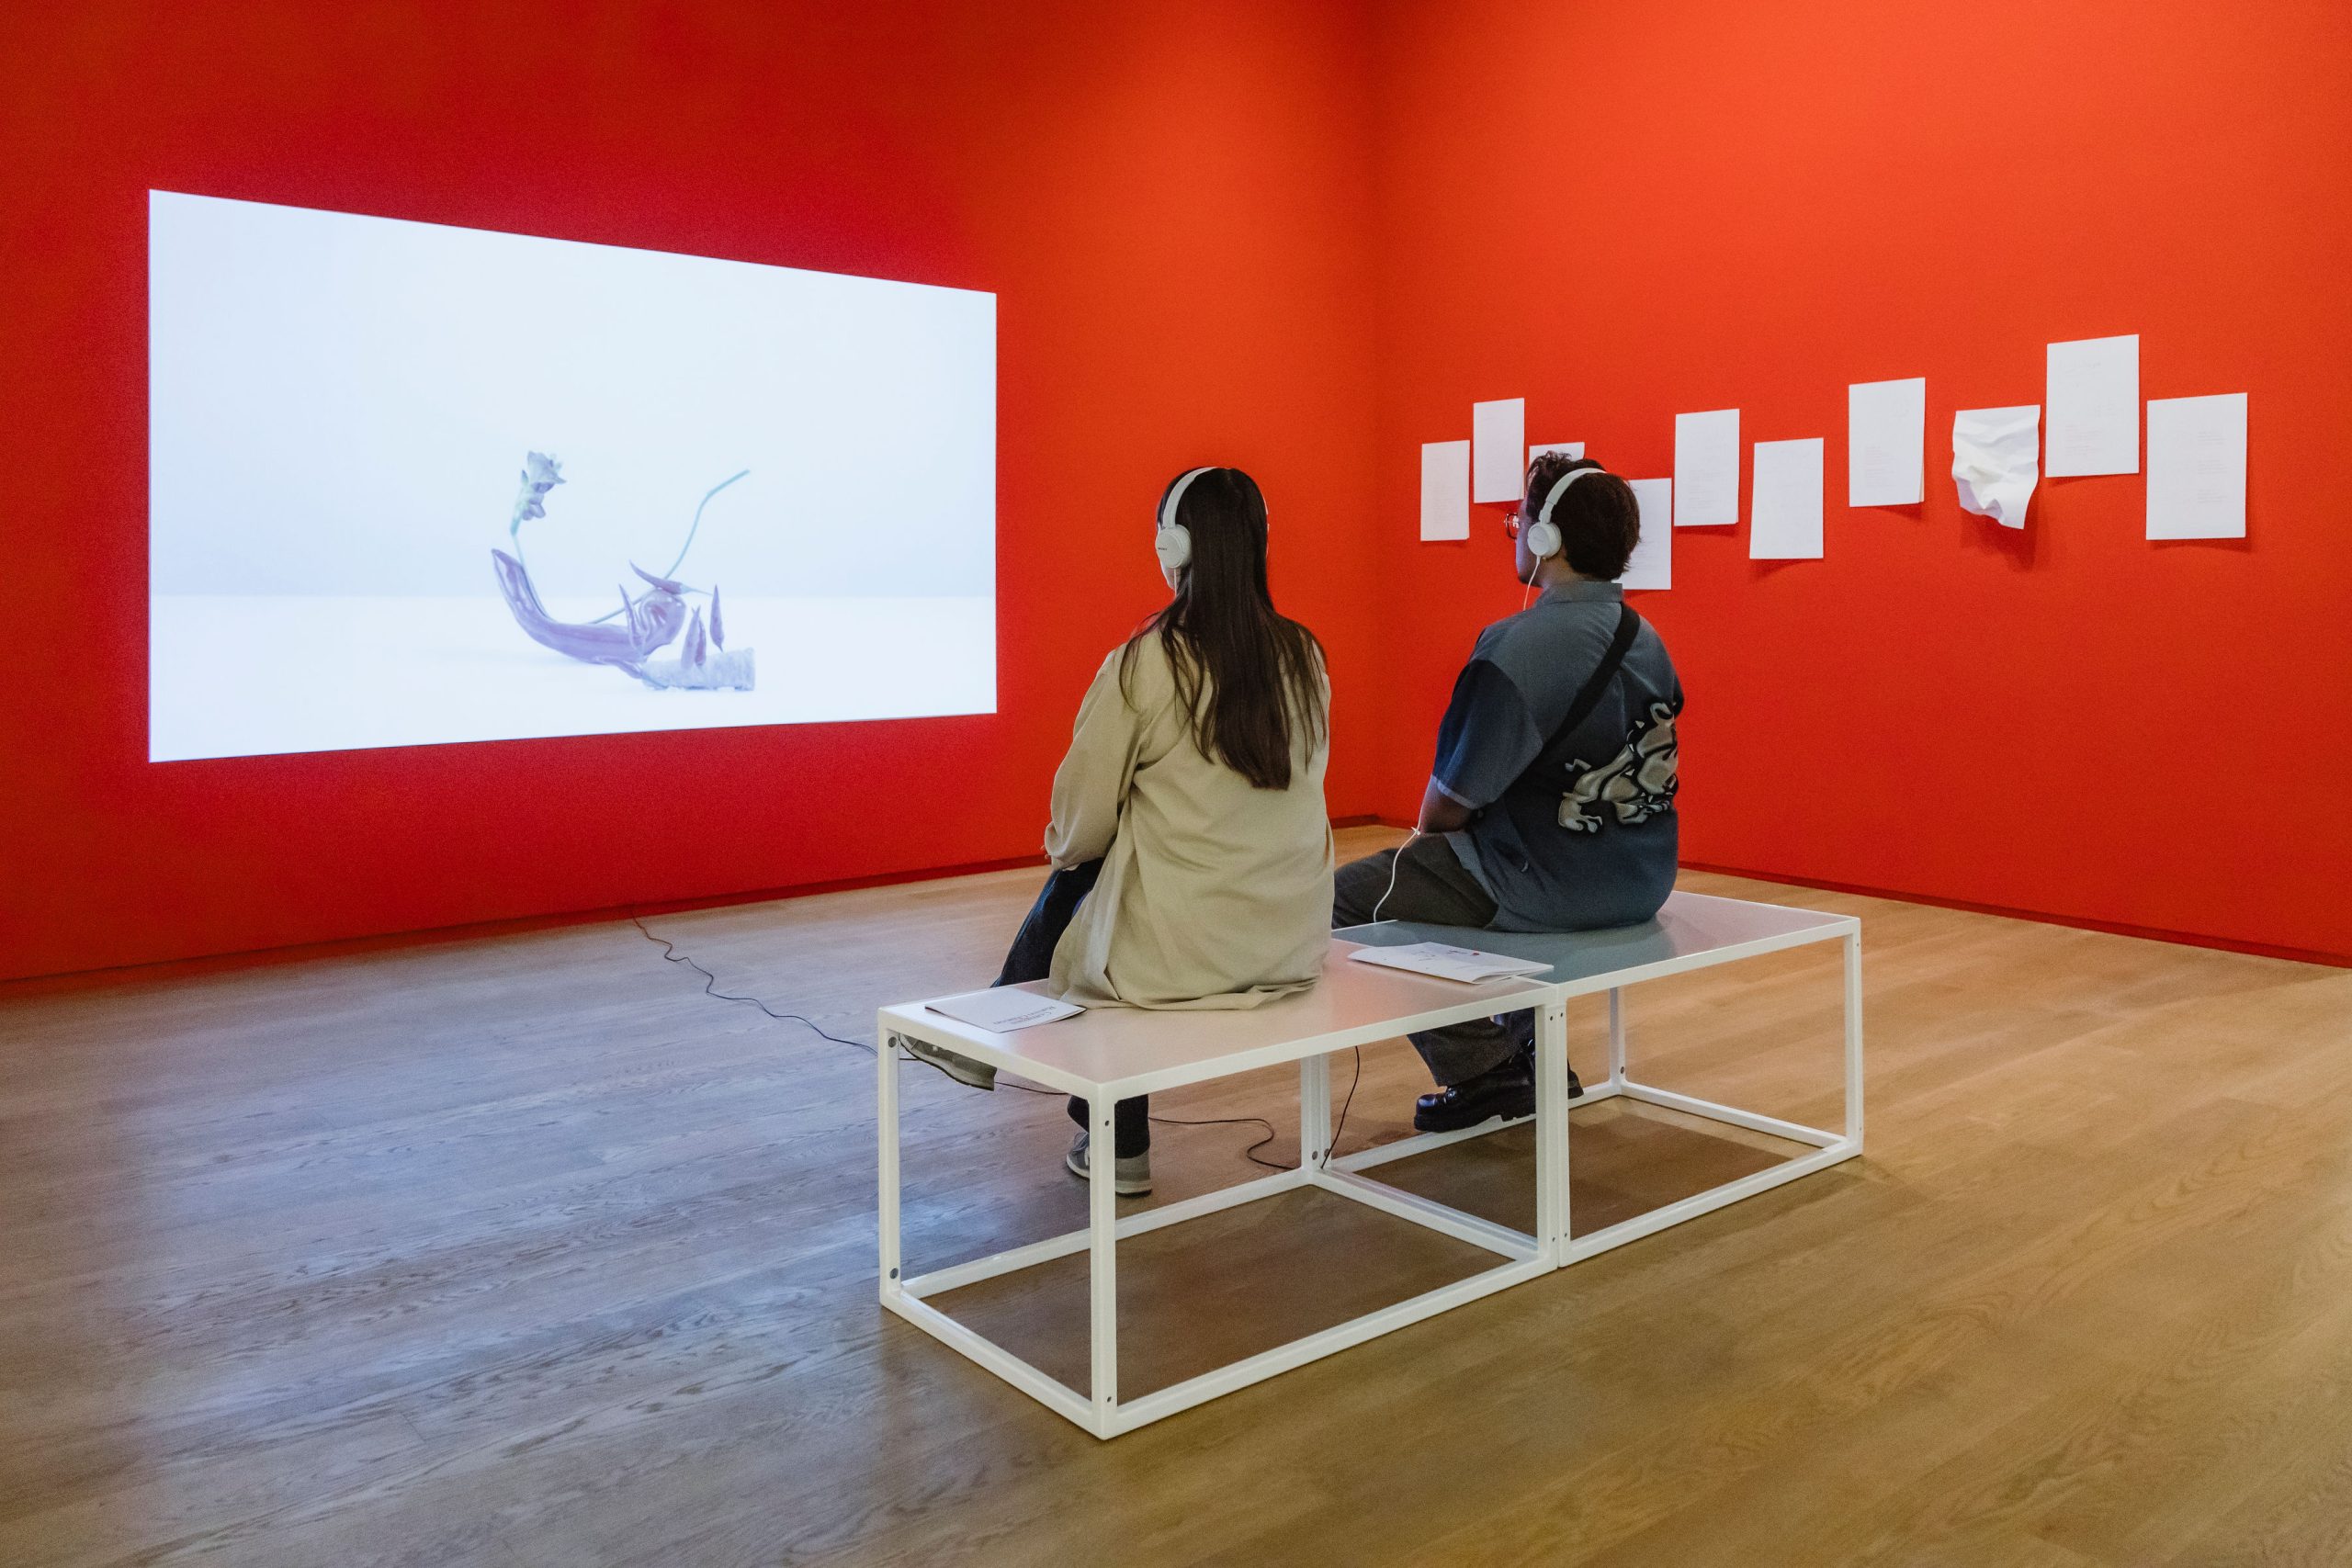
[1154, 466, 1216, 575]
[1523, 463, 1605, 570]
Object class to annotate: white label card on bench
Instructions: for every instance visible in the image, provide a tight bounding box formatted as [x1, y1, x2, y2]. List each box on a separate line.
[924, 988, 1085, 1032]
[1348, 942, 1554, 985]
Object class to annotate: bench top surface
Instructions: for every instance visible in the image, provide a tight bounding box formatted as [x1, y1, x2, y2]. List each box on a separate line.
[1338, 888, 1852, 991]
[881, 943, 1551, 1095]
[880, 889, 1852, 1096]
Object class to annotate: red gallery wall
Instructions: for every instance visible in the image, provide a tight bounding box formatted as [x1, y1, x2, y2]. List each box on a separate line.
[0, 2, 1381, 981]
[7, 0, 2350, 984]
[1364, 0, 2352, 962]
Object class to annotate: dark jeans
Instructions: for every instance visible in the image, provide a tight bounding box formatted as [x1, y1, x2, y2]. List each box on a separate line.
[994, 859, 1150, 1158]
[1332, 837, 1534, 1087]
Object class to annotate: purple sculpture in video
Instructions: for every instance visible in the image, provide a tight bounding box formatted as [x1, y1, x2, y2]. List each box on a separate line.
[490, 453, 756, 691]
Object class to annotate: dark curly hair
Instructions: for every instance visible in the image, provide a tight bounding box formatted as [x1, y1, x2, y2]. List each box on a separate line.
[1525, 451, 1641, 581]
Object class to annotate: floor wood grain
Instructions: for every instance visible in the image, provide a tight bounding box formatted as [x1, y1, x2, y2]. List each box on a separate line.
[3, 826, 2348, 1566]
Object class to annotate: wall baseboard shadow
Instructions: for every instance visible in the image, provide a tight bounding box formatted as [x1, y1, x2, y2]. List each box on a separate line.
[25, 816, 2324, 998]
[0, 817, 1402, 997]
[1675, 860, 2352, 972]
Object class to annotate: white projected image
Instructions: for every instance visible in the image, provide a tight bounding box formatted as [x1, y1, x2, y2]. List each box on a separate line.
[149, 191, 996, 761]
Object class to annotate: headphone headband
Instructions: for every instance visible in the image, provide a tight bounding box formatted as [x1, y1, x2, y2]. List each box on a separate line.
[1159, 467, 1216, 532]
[1536, 463, 1605, 528]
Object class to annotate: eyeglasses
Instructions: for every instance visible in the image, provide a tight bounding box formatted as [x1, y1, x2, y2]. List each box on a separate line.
[1502, 509, 1528, 540]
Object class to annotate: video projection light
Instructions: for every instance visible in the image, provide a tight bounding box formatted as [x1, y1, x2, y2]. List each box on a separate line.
[148, 191, 997, 762]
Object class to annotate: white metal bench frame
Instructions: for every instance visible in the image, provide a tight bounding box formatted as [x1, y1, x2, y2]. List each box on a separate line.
[877, 896, 1861, 1439]
[1333, 907, 1864, 1266]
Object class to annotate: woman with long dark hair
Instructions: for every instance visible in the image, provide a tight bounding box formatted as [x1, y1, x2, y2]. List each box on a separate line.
[909, 466, 1333, 1194]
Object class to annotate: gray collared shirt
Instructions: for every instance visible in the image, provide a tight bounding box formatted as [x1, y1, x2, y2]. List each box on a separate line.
[1431, 580, 1683, 931]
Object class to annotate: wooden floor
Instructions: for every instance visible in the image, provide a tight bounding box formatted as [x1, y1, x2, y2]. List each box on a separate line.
[6, 827, 2352, 1566]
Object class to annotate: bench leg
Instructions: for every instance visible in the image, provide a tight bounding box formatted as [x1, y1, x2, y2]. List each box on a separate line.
[1607, 986, 1628, 1089]
[1844, 931, 1865, 1152]
[1088, 1093, 1120, 1437]
[1300, 1053, 1332, 1168]
[1536, 996, 1570, 1262]
[878, 1025, 901, 1303]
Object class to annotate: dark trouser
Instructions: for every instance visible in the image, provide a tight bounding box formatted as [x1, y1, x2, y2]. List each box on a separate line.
[993, 859, 1150, 1158]
[1332, 837, 1534, 1087]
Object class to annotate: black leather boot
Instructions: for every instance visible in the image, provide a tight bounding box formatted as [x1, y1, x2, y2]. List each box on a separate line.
[1412, 1042, 1582, 1133]
[1414, 1052, 1536, 1132]
[1497, 1013, 1585, 1100]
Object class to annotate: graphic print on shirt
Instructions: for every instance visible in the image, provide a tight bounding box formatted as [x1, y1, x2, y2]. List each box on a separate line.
[1557, 701, 1679, 833]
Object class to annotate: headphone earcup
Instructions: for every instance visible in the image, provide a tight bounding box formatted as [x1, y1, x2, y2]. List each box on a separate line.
[1524, 520, 1562, 561]
[1154, 525, 1193, 573]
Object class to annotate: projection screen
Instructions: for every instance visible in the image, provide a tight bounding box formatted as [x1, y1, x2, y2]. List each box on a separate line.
[149, 190, 996, 761]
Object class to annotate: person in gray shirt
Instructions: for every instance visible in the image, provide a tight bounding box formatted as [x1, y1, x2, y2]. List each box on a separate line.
[1333, 453, 1683, 1131]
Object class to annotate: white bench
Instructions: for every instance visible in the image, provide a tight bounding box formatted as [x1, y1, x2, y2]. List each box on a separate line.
[876, 889, 1861, 1439]
[1336, 891, 1864, 1261]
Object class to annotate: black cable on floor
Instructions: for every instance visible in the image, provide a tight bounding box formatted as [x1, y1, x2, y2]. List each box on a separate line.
[1323, 1047, 1363, 1168]
[631, 916, 875, 1053]
[999, 1080, 1289, 1172]
[631, 916, 1295, 1171]
[1146, 1111, 1289, 1172]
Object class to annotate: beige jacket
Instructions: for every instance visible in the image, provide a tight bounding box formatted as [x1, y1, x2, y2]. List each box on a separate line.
[1046, 634, 1334, 1010]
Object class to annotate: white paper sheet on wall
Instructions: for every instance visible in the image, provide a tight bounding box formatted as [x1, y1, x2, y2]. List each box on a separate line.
[2046, 334, 2140, 476]
[1472, 399, 1525, 502]
[1749, 438, 1825, 559]
[1419, 439, 1470, 541]
[1528, 441, 1585, 463]
[1674, 409, 1739, 525]
[1952, 405, 2041, 529]
[1621, 478, 1672, 590]
[2146, 393, 2247, 539]
[1849, 377, 1927, 505]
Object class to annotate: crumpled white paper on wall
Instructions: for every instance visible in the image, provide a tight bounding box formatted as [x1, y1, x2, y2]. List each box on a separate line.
[1952, 405, 2041, 529]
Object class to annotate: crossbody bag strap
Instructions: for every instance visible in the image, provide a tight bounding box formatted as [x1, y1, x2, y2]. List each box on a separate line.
[1534, 602, 1642, 770]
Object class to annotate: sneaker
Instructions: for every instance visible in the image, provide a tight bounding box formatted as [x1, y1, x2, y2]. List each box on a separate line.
[903, 1037, 995, 1091]
[1065, 1131, 1153, 1195]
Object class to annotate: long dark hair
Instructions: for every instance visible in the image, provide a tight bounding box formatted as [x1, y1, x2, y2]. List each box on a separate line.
[1120, 467, 1327, 791]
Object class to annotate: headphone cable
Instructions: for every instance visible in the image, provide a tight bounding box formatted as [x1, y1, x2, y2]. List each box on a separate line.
[1369, 829, 1422, 924]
